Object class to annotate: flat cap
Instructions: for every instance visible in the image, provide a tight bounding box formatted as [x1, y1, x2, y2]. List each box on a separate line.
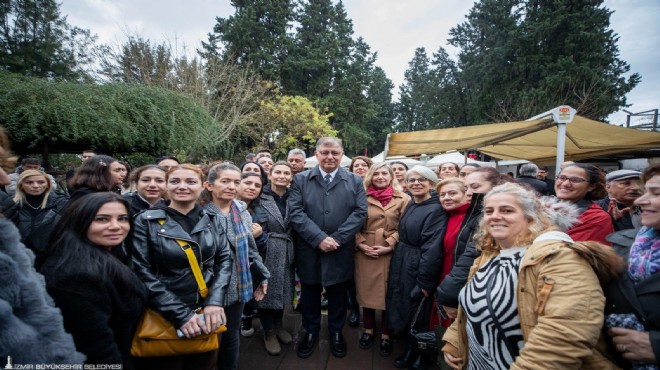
[606, 169, 641, 182]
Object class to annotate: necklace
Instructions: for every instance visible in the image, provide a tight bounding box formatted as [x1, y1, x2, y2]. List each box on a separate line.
[24, 200, 41, 210]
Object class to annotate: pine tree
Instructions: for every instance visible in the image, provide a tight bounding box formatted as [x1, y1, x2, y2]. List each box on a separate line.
[395, 47, 435, 132]
[201, 0, 293, 82]
[0, 0, 96, 80]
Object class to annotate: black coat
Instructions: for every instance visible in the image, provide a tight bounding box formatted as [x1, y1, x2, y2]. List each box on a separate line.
[603, 228, 660, 368]
[386, 193, 445, 331]
[131, 208, 233, 327]
[7, 193, 68, 256]
[41, 249, 147, 369]
[516, 175, 548, 195]
[436, 192, 484, 308]
[288, 166, 367, 286]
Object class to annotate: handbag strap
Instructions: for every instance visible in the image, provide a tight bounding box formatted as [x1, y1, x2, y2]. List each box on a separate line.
[409, 295, 442, 334]
[158, 219, 209, 298]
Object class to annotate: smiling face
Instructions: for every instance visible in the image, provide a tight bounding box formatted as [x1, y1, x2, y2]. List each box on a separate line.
[206, 169, 241, 203]
[351, 159, 370, 178]
[237, 175, 263, 202]
[21, 174, 49, 196]
[406, 171, 432, 199]
[391, 164, 407, 183]
[370, 167, 393, 189]
[555, 166, 594, 203]
[167, 169, 204, 205]
[86, 202, 130, 250]
[136, 168, 167, 204]
[109, 162, 127, 186]
[635, 174, 660, 229]
[257, 157, 273, 174]
[483, 193, 532, 249]
[270, 164, 293, 188]
[315, 143, 343, 173]
[438, 182, 469, 211]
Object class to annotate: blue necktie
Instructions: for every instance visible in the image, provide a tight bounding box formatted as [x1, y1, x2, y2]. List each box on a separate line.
[324, 174, 332, 185]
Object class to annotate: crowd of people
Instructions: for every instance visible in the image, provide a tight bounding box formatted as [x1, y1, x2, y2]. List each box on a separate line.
[0, 129, 658, 370]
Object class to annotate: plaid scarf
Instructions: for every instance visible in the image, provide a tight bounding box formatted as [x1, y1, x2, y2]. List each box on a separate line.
[230, 200, 254, 302]
[628, 226, 660, 284]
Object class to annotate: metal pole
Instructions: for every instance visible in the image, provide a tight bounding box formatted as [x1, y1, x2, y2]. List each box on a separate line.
[654, 109, 658, 131]
[555, 122, 567, 170]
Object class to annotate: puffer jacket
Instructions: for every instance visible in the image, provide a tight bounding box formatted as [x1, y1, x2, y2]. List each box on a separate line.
[8, 193, 68, 256]
[443, 232, 621, 370]
[131, 208, 232, 328]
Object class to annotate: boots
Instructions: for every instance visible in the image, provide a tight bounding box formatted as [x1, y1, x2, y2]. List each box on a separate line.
[264, 330, 281, 356]
[394, 345, 418, 369]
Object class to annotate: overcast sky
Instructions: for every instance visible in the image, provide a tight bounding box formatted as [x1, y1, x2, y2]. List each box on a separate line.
[60, 0, 659, 126]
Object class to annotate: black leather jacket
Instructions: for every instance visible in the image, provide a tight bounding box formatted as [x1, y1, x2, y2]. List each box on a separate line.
[7, 193, 68, 256]
[131, 208, 232, 327]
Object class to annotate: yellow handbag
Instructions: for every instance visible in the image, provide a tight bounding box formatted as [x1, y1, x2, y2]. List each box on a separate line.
[131, 226, 227, 357]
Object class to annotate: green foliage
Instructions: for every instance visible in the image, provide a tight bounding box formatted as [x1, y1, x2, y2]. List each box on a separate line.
[0, 71, 216, 157]
[257, 95, 336, 157]
[0, 0, 96, 80]
[201, 0, 294, 82]
[448, 0, 640, 122]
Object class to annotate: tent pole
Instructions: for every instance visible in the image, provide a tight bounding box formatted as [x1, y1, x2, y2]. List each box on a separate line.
[383, 134, 390, 160]
[556, 122, 567, 170]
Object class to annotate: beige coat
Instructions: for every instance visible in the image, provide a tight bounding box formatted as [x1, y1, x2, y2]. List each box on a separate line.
[355, 191, 410, 310]
[442, 234, 620, 370]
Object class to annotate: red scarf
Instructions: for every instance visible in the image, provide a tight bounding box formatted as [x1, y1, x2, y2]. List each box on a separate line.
[367, 185, 394, 206]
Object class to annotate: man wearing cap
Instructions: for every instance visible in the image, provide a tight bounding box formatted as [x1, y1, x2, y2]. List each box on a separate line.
[596, 169, 643, 231]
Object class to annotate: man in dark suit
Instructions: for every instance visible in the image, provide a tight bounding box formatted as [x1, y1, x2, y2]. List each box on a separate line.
[516, 163, 548, 195]
[288, 137, 368, 359]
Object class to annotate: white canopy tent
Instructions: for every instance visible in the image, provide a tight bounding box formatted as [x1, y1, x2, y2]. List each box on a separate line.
[424, 151, 494, 168]
[304, 155, 353, 169]
[371, 152, 423, 166]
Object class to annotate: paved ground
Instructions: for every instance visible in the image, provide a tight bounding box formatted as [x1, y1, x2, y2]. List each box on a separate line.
[238, 307, 443, 370]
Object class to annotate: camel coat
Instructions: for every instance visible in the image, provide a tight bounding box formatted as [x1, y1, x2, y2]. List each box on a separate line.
[355, 191, 410, 310]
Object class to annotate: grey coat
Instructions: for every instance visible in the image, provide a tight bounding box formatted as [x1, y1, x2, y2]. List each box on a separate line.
[255, 194, 295, 309]
[0, 219, 85, 366]
[288, 166, 368, 286]
[205, 200, 270, 307]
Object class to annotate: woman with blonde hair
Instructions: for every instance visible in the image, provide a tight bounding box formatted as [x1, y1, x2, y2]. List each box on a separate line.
[443, 182, 621, 370]
[355, 162, 410, 356]
[8, 169, 68, 256]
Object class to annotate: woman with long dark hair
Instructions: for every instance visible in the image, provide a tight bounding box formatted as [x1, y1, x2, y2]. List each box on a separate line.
[555, 163, 614, 244]
[68, 155, 118, 202]
[8, 169, 68, 257]
[131, 164, 233, 370]
[38, 192, 147, 369]
[204, 162, 269, 370]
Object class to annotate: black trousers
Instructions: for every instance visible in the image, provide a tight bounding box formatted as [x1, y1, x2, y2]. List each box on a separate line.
[300, 280, 349, 335]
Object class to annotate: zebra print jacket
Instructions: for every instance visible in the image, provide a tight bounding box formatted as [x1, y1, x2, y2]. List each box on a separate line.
[442, 231, 622, 370]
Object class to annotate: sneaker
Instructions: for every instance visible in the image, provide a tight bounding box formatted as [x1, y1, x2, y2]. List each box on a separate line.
[240, 319, 255, 337]
[274, 325, 292, 344]
[264, 331, 281, 356]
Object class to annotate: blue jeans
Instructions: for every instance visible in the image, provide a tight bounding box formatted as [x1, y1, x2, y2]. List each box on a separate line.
[217, 302, 244, 370]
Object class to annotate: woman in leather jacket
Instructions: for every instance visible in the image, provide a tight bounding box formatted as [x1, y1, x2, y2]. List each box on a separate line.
[7, 169, 68, 257]
[131, 164, 232, 370]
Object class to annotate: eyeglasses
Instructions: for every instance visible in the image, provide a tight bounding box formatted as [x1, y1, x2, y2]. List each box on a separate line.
[555, 175, 588, 184]
[406, 177, 429, 184]
[318, 150, 342, 156]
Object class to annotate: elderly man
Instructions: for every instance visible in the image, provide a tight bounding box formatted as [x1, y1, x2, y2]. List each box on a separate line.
[596, 169, 643, 230]
[288, 137, 367, 359]
[287, 148, 306, 175]
[516, 163, 548, 195]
